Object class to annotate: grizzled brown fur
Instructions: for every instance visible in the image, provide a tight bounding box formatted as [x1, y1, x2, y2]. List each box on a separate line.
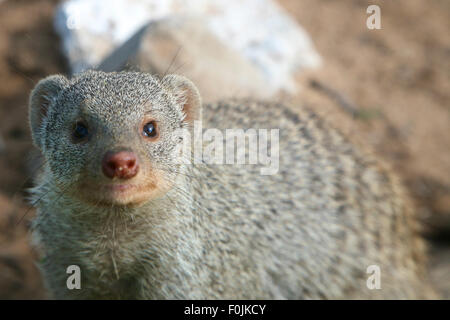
[28, 70, 434, 299]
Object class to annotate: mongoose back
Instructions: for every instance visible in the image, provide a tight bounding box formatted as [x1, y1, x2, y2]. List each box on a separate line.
[29, 70, 432, 299]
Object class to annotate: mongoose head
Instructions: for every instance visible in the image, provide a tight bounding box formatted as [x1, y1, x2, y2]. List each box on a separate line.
[29, 71, 201, 207]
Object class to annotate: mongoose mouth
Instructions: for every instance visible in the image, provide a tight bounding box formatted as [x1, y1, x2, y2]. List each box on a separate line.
[102, 183, 135, 193]
[76, 180, 162, 207]
[98, 182, 153, 205]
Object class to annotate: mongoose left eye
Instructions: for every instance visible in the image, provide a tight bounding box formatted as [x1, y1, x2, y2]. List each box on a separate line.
[72, 121, 89, 141]
[142, 121, 158, 139]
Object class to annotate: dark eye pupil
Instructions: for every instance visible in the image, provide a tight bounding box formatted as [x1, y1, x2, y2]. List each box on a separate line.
[143, 122, 156, 137]
[73, 122, 88, 139]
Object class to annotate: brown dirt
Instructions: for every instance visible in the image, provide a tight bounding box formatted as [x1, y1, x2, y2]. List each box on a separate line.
[280, 0, 450, 233]
[0, 0, 448, 298]
[0, 0, 66, 299]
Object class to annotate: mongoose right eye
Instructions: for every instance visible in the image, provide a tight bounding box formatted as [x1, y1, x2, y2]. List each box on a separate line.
[72, 121, 89, 141]
[142, 120, 158, 139]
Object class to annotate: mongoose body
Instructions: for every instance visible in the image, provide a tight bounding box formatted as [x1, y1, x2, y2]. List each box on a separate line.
[29, 71, 431, 299]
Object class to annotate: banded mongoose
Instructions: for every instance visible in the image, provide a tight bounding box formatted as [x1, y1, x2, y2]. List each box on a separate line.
[28, 70, 433, 299]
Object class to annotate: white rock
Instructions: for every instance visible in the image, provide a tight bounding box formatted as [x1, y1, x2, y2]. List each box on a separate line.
[54, 0, 322, 93]
[99, 17, 277, 103]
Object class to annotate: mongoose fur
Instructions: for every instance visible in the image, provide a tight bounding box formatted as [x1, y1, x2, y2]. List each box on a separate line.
[28, 70, 433, 299]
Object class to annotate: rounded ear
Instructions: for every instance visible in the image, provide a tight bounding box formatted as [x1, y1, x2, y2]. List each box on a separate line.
[29, 75, 68, 149]
[162, 74, 202, 126]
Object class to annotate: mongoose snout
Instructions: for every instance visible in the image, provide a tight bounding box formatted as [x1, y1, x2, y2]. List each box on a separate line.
[102, 150, 139, 179]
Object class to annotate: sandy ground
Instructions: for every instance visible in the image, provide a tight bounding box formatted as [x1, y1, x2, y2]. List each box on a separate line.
[0, 0, 448, 299]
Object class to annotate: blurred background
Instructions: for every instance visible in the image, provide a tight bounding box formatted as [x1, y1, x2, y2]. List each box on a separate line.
[0, 0, 448, 299]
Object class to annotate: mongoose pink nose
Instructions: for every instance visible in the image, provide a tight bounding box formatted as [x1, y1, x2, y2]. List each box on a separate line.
[102, 151, 139, 179]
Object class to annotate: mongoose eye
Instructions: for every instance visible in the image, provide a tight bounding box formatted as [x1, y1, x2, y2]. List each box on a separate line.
[142, 121, 158, 139]
[72, 121, 89, 141]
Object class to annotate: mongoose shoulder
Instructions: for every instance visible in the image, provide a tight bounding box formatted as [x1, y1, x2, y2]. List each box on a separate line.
[29, 70, 432, 299]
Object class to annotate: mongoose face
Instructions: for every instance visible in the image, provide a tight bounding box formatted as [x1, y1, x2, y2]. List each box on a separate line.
[29, 71, 201, 206]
